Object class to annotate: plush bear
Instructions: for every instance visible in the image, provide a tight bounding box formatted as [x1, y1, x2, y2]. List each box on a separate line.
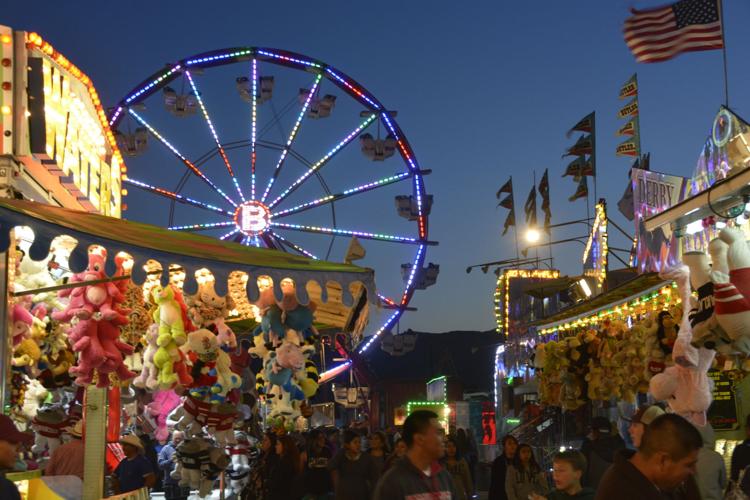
[205, 403, 238, 447]
[19, 376, 49, 422]
[183, 329, 241, 403]
[172, 437, 212, 491]
[16, 253, 65, 311]
[209, 317, 237, 351]
[201, 446, 230, 497]
[710, 228, 750, 353]
[133, 324, 160, 390]
[31, 406, 68, 456]
[12, 306, 41, 370]
[187, 278, 231, 328]
[227, 431, 252, 496]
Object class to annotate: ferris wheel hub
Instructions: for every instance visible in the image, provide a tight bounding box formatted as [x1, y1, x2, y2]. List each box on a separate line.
[234, 200, 271, 236]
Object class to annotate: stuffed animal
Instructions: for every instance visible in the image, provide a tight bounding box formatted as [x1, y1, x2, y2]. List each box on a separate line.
[97, 320, 136, 387]
[146, 390, 182, 443]
[205, 403, 238, 447]
[201, 446, 230, 497]
[152, 285, 192, 347]
[16, 253, 65, 311]
[710, 229, 750, 353]
[31, 406, 68, 456]
[227, 431, 252, 496]
[172, 437, 212, 491]
[133, 324, 160, 390]
[153, 336, 193, 390]
[183, 329, 241, 403]
[187, 277, 231, 328]
[209, 317, 237, 351]
[19, 376, 49, 422]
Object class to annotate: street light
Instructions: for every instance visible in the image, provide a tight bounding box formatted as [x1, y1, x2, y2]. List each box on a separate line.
[525, 228, 541, 243]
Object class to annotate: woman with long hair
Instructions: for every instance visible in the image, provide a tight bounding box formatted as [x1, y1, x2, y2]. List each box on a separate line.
[368, 431, 390, 478]
[268, 434, 302, 500]
[442, 436, 473, 500]
[505, 444, 548, 500]
[302, 429, 333, 500]
[245, 433, 278, 500]
[489, 434, 518, 500]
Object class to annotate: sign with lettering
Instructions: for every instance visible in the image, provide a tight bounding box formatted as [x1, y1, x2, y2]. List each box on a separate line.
[26, 52, 121, 217]
[632, 168, 688, 273]
[707, 369, 739, 431]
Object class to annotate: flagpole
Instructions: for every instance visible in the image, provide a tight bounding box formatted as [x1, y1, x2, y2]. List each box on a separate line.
[634, 74, 642, 155]
[592, 111, 598, 203]
[533, 170, 540, 268]
[719, 0, 729, 107]
[511, 176, 520, 260]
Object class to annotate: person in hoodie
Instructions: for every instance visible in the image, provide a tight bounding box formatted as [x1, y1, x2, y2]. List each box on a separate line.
[530, 451, 594, 500]
[373, 410, 457, 500]
[488, 434, 519, 500]
[580, 416, 625, 490]
[693, 423, 726, 500]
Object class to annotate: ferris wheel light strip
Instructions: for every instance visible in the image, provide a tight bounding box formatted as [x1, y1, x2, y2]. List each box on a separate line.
[185, 49, 253, 66]
[220, 228, 240, 241]
[272, 172, 411, 219]
[270, 222, 419, 244]
[251, 57, 258, 201]
[123, 178, 232, 215]
[125, 65, 182, 104]
[268, 114, 378, 209]
[381, 112, 427, 239]
[128, 110, 237, 208]
[109, 106, 124, 126]
[325, 68, 380, 109]
[319, 360, 352, 383]
[257, 50, 321, 69]
[358, 310, 401, 354]
[270, 231, 319, 260]
[401, 244, 426, 305]
[185, 70, 245, 202]
[261, 75, 323, 204]
[378, 294, 397, 307]
[167, 221, 235, 231]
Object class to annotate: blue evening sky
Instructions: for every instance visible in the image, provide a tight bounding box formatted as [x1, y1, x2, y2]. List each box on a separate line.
[4, 0, 748, 333]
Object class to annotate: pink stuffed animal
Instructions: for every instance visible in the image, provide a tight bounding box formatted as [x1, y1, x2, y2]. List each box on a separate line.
[146, 390, 182, 443]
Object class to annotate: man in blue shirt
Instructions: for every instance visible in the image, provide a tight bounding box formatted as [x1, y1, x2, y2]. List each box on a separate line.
[0, 415, 33, 500]
[158, 430, 190, 500]
[113, 434, 157, 494]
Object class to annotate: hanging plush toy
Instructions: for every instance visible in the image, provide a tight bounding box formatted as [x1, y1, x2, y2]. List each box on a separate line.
[146, 390, 182, 443]
[227, 431, 252, 496]
[16, 253, 66, 311]
[172, 437, 212, 492]
[183, 329, 241, 403]
[11, 304, 41, 370]
[152, 285, 194, 389]
[133, 324, 160, 390]
[710, 228, 750, 353]
[31, 406, 68, 456]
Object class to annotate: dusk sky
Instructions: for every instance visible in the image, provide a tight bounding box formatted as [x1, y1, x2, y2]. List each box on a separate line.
[4, 0, 749, 334]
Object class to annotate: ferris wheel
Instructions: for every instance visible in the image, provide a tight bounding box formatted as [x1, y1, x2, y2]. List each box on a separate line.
[108, 47, 438, 356]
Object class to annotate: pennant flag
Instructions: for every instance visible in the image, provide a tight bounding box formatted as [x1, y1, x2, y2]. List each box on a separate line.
[617, 98, 639, 119]
[569, 177, 588, 202]
[562, 156, 594, 180]
[616, 119, 637, 137]
[539, 169, 552, 233]
[624, 0, 723, 64]
[502, 209, 515, 236]
[498, 194, 514, 210]
[616, 139, 639, 157]
[618, 178, 635, 221]
[524, 185, 537, 226]
[619, 74, 638, 99]
[563, 135, 593, 157]
[496, 178, 513, 199]
[567, 112, 595, 138]
[641, 152, 651, 171]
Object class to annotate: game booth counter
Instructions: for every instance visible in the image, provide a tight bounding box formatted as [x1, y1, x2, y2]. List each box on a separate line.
[0, 197, 376, 500]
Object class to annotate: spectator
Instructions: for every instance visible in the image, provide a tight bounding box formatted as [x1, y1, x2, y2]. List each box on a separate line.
[373, 410, 456, 500]
[0, 414, 32, 500]
[626, 405, 664, 449]
[505, 443, 548, 500]
[694, 424, 726, 500]
[302, 429, 333, 500]
[531, 450, 594, 500]
[137, 431, 161, 492]
[268, 435, 302, 500]
[384, 438, 407, 472]
[369, 431, 390, 478]
[581, 416, 625, 489]
[45, 420, 85, 480]
[158, 430, 190, 500]
[112, 434, 156, 494]
[731, 414, 750, 482]
[488, 434, 519, 500]
[248, 432, 279, 500]
[442, 436, 473, 500]
[330, 429, 378, 500]
[595, 414, 702, 500]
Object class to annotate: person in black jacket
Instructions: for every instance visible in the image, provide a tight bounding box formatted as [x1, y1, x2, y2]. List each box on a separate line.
[488, 434, 519, 500]
[580, 416, 625, 490]
[731, 414, 750, 482]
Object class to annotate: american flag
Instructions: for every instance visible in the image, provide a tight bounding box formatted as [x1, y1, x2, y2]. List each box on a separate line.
[624, 0, 724, 63]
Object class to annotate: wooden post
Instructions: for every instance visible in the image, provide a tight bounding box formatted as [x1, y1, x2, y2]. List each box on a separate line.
[83, 385, 108, 500]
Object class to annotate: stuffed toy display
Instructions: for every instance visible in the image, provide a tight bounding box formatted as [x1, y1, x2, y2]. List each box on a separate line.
[31, 406, 68, 456]
[169, 396, 238, 442]
[15, 253, 66, 312]
[152, 285, 195, 389]
[710, 228, 750, 353]
[227, 431, 252, 495]
[171, 437, 212, 494]
[183, 329, 241, 403]
[133, 324, 160, 390]
[145, 390, 181, 443]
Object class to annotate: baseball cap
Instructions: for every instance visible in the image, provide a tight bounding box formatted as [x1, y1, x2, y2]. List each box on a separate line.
[0, 415, 33, 445]
[626, 405, 665, 425]
[591, 416, 612, 434]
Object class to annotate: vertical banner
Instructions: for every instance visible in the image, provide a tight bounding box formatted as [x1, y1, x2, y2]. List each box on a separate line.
[632, 168, 688, 272]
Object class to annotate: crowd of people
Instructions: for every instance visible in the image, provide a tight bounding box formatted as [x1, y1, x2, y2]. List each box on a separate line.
[5, 407, 750, 499]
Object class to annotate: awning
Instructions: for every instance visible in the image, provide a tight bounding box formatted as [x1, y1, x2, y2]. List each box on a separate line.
[530, 272, 665, 329]
[0, 199, 375, 307]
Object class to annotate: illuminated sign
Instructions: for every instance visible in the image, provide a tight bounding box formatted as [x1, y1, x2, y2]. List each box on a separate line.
[234, 200, 270, 236]
[582, 201, 608, 292]
[24, 32, 123, 217]
[494, 268, 560, 336]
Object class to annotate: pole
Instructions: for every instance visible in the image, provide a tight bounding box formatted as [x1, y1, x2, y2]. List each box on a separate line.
[719, 0, 729, 107]
[634, 74, 642, 156]
[592, 111, 598, 203]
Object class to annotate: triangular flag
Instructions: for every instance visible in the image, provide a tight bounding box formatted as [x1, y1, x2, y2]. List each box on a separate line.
[618, 177, 635, 222]
[616, 119, 637, 137]
[538, 169, 550, 209]
[616, 139, 639, 157]
[524, 186, 537, 226]
[502, 209, 515, 236]
[498, 194, 514, 210]
[619, 74, 638, 100]
[344, 236, 366, 263]
[567, 112, 595, 138]
[496, 178, 513, 199]
[563, 135, 594, 157]
[569, 177, 588, 202]
[617, 98, 639, 119]
[562, 156, 587, 178]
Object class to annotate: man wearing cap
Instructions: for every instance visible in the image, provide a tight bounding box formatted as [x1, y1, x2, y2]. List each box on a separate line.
[626, 405, 665, 449]
[45, 420, 85, 480]
[112, 434, 156, 494]
[0, 414, 33, 500]
[580, 416, 625, 490]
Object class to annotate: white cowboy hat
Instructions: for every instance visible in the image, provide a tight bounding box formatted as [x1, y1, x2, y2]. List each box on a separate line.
[119, 434, 145, 454]
[65, 420, 84, 438]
